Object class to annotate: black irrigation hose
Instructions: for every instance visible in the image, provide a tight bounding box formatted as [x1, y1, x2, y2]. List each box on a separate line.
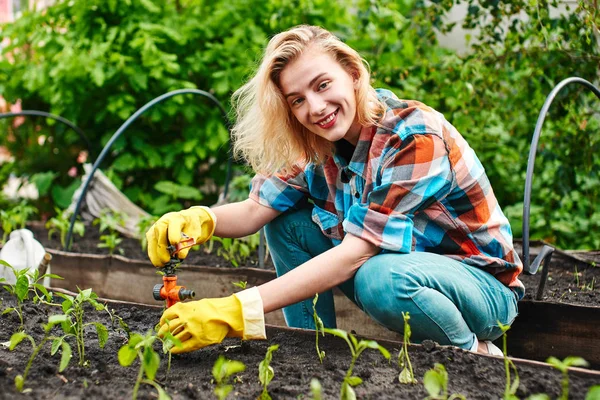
[65, 89, 233, 251]
[0, 110, 93, 152]
[522, 77, 600, 280]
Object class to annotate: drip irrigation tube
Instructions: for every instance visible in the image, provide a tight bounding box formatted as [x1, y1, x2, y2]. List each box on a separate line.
[522, 77, 600, 298]
[0, 110, 92, 152]
[65, 89, 233, 251]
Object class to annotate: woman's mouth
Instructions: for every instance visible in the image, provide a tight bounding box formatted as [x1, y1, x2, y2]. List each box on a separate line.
[316, 109, 339, 129]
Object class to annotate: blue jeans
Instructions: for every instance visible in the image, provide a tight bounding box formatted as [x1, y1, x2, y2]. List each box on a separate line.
[264, 206, 519, 350]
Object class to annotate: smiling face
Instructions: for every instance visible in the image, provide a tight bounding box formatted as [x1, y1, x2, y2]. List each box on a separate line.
[279, 47, 362, 146]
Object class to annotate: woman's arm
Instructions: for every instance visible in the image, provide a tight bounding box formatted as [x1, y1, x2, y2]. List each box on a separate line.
[211, 198, 281, 238]
[257, 232, 381, 313]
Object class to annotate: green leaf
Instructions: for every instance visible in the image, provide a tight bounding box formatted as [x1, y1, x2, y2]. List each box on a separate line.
[9, 331, 29, 350]
[15, 275, 29, 302]
[33, 284, 51, 301]
[59, 341, 72, 372]
[423, 368, 443, 396]
[2, 307, 16, 315]
[118, 345, 138, 367]
[48, 314, 69, 327]
[95, 323, 109, 348]
[586, 386, 600, 400]
[51, 337, 63, 355]
[15, 374, 24, 392]
[346, 376, 363, 387]
[30, 171, 58, 196]
[143, 346, 160, 380]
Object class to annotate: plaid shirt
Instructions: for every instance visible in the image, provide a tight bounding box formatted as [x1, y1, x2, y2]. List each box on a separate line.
[250, 89, 524, 298]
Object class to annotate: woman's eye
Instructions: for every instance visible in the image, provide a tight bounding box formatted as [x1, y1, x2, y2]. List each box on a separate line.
[318, 81, 330, 90]
[292, 98, 303, 106]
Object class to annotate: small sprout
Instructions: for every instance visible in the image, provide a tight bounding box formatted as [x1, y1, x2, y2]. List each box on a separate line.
[546, 356, 589, 400]
[232, 281, 247, 290]
[312, 294, 326, 363]
[0, 259, 63, 330]
[9, 314, 72, 392]
[498, 321, 520, 399]
[423, 363, 466, 400]
[136, 215, 158, 251]
[324, 328, 390, 400]
[0, 201, 38, 244]
[258, 344, 279, 400]
[310, 378, 323, 400]
[98, 233, 123, 255]
[54, 288, 111, 366]
[586, 386, 600, 399]
[45, 207, 85, 248]
[212, 355, 246, 400]
[118, 331, 173, 400]
[398, 312, 417, 384]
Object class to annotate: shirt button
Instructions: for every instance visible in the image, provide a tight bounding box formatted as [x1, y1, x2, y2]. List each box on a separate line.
[354, 192, 360, 198]
[325, 228, 332, 234]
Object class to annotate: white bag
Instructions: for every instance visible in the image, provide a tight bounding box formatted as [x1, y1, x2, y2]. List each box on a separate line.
[0, 229, 48, 286]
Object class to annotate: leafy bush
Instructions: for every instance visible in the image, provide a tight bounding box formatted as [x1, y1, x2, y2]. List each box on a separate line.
[1, 0, 598, 248]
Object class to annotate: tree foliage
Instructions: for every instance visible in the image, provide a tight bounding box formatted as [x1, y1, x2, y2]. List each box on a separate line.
[0, 0, 598, 248]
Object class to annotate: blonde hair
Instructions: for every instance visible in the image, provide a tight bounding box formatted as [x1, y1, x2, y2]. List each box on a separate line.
[231, 25, 385, 175]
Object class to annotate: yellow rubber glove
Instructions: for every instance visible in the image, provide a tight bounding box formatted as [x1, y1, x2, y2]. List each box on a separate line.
[157, 287, 266, 354]
[146, 206, 217, 267]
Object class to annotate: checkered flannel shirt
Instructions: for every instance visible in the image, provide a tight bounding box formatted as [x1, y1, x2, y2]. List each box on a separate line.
[249, 89, 524, 298]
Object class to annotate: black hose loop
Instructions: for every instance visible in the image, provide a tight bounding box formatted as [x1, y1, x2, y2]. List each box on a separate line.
[0, 110, 92, 152]
[65, 89, 232, 250]
[522, 77, 600, 273]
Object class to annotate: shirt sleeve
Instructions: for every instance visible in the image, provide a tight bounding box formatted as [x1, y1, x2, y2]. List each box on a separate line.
[249, 166, 309, 212]
[343, 133, 454, 252]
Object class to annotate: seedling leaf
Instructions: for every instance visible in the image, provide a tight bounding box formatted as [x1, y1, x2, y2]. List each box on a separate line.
[143, 346, 160, 380]
[59, 341, 72, 372]
[586, 386, 600, 400]
[15, 374, 24, 392]
[15, 275, 29, 302]
[95, 323, 109, 348]
[2, 307, 16, 315]
[347, 376, 363, 387]
[51, 337, 63, 355]
[9, 331, 28, 350]
[118, 345, 138, 367]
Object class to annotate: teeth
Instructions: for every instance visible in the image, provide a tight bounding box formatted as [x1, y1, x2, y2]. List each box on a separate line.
[318, 112, 335, 126]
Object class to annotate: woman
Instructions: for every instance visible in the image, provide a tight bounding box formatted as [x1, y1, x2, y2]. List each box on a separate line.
[147, 25, 524, 355]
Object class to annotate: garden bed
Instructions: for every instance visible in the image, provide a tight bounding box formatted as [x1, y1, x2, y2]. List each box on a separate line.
[1, 292, 599, 400]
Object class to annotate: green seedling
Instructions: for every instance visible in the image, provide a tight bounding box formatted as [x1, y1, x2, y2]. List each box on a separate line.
[98, 233, 123, 255]
[136, 215, 158, 251]
[312, 293, 326, 363]
[0, 201, 37, 244]
[54, 288, 110, 366]
[324, 328, 390, 400]
[93, 208, 127, 234]
[155, 318, 182, 375]
[258, 344, 279, 400]
[118, 331, 173, 400]
[232, 281, 247, 289]
[8, 315, 72, 392]
[423, 363, 466, 400]
[310, 378, 323, 400]
[45, 207, 85, 248]
[398, 312, 417, 384]
[211, 233, 260, 267]
[498, 321, 520, 400]
[212, 355, 246, 400]
[586, 386, 600, 399]
[0, 260, 63, 331]
[546, 356, 589, 400]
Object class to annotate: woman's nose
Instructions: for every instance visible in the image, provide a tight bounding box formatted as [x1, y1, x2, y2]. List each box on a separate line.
[307, 95, 326, 116]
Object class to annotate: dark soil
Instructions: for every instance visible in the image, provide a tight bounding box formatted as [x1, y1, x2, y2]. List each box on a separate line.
[24, 221, 275, 270]
[1, 294, 599, 400]
[6, 223, 599, 308]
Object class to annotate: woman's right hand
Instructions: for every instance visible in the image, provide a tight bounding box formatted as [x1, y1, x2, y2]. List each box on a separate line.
[146, 206, 217, 267]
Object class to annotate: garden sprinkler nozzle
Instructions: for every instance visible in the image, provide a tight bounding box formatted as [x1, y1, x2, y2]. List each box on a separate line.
[153, 234, 197, 308]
